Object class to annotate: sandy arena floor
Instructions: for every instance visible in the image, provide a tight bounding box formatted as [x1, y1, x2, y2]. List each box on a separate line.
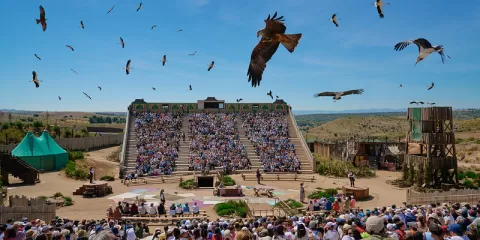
[6, 147, 406, 221]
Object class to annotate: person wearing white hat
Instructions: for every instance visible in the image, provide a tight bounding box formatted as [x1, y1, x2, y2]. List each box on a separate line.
[324, 222, 340, 240]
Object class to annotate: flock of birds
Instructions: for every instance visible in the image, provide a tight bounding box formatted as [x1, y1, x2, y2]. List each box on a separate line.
[31, 1, 450, 105]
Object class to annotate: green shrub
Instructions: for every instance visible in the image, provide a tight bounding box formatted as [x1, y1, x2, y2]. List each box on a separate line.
[465, 171, 478, 179]
[217, 208, 235, 216]
[214, 200, 248, 217]
[307, 189, 339, 199]
[68, 151, 84, 160]
[463, 179, 476, 189]
[222, 176, 236, 186]
[64, 196, 73, 206]
[324, 188, 339, 196]
[64, 160, 89, 180]
[315, 155, 375, 178]
[179, 179, 196, 189]
[235, 206, 247, 217]
[38, 196, 47, 200]
[100, 175, 115, 181]
[458, 172, 465, 180]
[282, 199, 303, 209]
[53, 192, 64, 198]
[455, 138, 464, 144]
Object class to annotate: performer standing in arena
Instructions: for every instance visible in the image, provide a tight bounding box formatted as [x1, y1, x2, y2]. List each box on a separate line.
[300, 183, 308, 203]
[89, 167, 95, 183]
[348, 171, 355, 187]
[256, 169, 262, 184]
[160, 189, 166, 205]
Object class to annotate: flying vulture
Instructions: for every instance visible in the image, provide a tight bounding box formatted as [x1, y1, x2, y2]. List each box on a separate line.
[330, 13, 339, 27]
[124, 59, 132, 75]
[373, 0, 390, 18]
[162, 55, 167, 66]
[36, 5, 47, 31]
[107, 5, 115, 14]
[152, 87, 156, 91]
[70, 69, 78, 75]
[236, 98, 243, 103]
[136, 2, 143, 12]
[119, 37, 125, 48]
[394, 38, 450, 65]
[267, 90, 273, 99]
[98, 86, 102, 91]
[83, 92, 92, 100]
[189, 85, 192, 91]
[247, 12, 302, 87]
[208, 61, 215, 71]
[410, 101, 425, 105]
[313, 89, 364, 101]
[34, 54, 41, 60]
[177, 29, 183, 32]
[31, 71, 40, 88]
[189, 51, 197, 56]
[151, 25, 156, 30]
[80, 21, 84, 29]
[428, 82, 434, 90]
[66, 45, 74, 51]
[58, 96, 61, 100]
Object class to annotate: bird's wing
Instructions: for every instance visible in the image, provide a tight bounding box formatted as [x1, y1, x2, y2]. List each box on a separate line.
[332, 13, 336, 19]
[394, 40, 416, 51]
[247, 38, 281, 87]
[32, 71, 37, 80]
[342, 89, 365, 96]
[414, 38, 433, 50]
[39, 5, 45, 19]
[313, 92, 337, 97]
[418, 101, 424, 104]
[264, 12, 286, 34]
[126, 59, 131, 68]
[409, 101, 417, 104]
[137, 3, 142, 11]
[108, 5, 114, 13]
[437, 50, 447, 63]
[376, 5, 383, 15]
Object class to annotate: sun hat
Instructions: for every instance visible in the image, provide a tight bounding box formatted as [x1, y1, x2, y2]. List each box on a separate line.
[365, 216, 384, 234]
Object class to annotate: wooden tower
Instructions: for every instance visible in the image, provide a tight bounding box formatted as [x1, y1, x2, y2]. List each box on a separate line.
[404, 107, 458, 188]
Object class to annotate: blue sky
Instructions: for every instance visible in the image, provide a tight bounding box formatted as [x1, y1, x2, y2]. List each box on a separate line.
[0, 0, 479, 112]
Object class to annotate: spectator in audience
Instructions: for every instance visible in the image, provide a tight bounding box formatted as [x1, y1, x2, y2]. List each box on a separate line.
[242, 112, 300, 172]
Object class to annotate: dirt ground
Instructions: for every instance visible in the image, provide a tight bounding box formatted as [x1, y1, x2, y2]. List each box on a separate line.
[7, 147, 408, 222]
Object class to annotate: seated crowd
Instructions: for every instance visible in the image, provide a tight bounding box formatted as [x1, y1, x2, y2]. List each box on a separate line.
[242, 112, 300, 172]
[109, 201, 201, 218]
[3, 200, 480, 240]
[133, 112, 182, 175]
[188, 113, 251, 172]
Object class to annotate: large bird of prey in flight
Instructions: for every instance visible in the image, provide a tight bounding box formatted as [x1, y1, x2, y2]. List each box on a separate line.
[36, 5, 47, 31]
[314, 89, 364, 101]
[247, 12, 302, 87]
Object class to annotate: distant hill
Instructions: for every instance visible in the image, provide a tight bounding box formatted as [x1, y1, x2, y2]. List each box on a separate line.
[294, 109, 405, 115]
[295, 109, 480, 130]
[0, 109, 126, 116]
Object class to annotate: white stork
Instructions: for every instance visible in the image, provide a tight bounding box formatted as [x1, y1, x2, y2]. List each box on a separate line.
[330, 13, 339, 27]
[409, 101, 425, 105]
[124, 59, 132, 75]
[394, 38, 450, 65]
[207, 61, 215, 71]
[66, 45, 74, 51]
[119, 37, 125, 48]
[151, 25, 156, 30]
[427, 82, 434, 90]
[136, 2, 143, 12]
[426, 102, 435, 106]
[80, 21, 84, 29]
[373, 0, 390, 18]
[161, 55, 167, 66]
[107, 5, 115, 14]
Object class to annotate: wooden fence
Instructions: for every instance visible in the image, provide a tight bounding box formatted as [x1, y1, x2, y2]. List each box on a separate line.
[406, 188, 480, 205]
[0, 134, 123, 152]
[0, 195, 56, 223]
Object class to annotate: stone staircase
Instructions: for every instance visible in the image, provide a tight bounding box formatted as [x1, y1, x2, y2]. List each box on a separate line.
[124, 117, 137, 172]
[286, 113, 314, 173]
[236, 119, 263, 170]
[176, 116, 191, 171]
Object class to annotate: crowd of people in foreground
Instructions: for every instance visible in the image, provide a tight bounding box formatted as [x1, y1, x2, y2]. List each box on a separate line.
[242, 113, 300, 173]
[3, 201, 480, 240]
[188, 113, 251, 172]
[134, 112, 182, 176]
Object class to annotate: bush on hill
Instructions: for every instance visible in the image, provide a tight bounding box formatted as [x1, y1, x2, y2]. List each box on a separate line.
[64, 160, 88, 180]
[315, 155, 375, 178]
[214, 200, 248, 218]
[68, 151, 84, 160]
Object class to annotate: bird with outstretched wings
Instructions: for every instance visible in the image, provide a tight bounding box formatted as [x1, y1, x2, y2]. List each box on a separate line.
[374, 0, 390, 18]
[98, 86, 102, 91]
[314, 89, 364, 101]
[208, 61, 215, 71]
[428, 82, 434, 90]
[70, 69, 78, 75]
[236, 98, 243, 103]
[107, 5, 115, 14]
[248, 12, 302, 87]
[36, 5, 47, 31]
[267, 90, 273, 99]
[151, 25, 156, 30]
[119, 37, 125, 48]
[34, 54, 41, 60]
[80, 21, 84, 29]
[162, 55, 167, 66]
[31, 71, 40, 88]
[136, 2, 143, 12]
[83, 92, 92, 100]
[124, 59, 131, 75]
[66, 45, 74, 51]
[330, 13, 339, 27]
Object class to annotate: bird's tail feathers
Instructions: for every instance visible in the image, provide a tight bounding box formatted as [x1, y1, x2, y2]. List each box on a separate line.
[277, 33, 302, 53]
[36, 19, 41, 24]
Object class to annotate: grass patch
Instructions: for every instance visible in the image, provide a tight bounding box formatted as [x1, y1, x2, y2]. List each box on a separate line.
[64, 160, 89, 180]
[222, 176, 236, 186]
[281, 199, 303, 209]
[214, 200, 248, 218]
[179, 179, 196, 189]
[100, 175, 115, 181]
[307, 188, 339, 199]
[315, 155, 375, 178]
[67, 151, 84, 160]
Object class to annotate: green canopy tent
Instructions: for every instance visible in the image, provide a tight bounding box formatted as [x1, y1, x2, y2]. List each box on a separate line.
[11, 131, 69, 171]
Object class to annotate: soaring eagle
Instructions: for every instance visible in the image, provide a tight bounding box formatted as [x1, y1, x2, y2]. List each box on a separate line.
[36, 5, 47, 31]
[247, 12, 302, 87]
[314, 89, 364, 101]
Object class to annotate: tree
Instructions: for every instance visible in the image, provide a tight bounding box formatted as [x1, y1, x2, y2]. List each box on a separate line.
[80, 128, 89, 137]
[63, 128, 72, 138]
[15, 121, 24, 131]
[32, 120, 44, 134]
[105, 116, 112, 124]
[8, 113, 12, 123]
[54, 126, 61, 138]
[112, 117, 119, 123]
[2, 123, 9, 130]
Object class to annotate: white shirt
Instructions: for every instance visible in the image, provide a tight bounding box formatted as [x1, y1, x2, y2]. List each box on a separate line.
[126, 228, 136, 240]
[324, 230, 340, 240]
[148, 206, 157, 215]
[193, 205, 199, 213]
